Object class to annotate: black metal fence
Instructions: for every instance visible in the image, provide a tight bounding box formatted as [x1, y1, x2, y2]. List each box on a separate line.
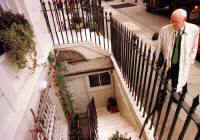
[87, 98, 98, 140]
[40, 0, 111, 50]
[110, 16, 200, 140]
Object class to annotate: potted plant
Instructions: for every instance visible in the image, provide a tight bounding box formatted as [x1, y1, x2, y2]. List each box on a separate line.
[107, 97, 119, 113]
[89, 22, 97, 32]
[110, 131, 131, 140]
[0, 11, 37, 69]
[71, 12, 83, 31]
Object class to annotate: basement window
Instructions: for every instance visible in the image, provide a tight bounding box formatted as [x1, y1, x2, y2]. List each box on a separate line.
[89, 72, 111, 87]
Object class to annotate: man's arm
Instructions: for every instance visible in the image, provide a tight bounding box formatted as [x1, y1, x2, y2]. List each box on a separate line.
[190, 27, 199, 64]
[156, 30, 164, 68]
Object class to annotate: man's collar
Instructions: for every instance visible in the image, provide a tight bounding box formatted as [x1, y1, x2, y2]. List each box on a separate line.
[182, 22, 189, 35]
[172, 22, 188, 35]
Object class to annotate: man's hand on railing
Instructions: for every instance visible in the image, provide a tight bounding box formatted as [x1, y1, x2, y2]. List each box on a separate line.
[156, 52, 164, 69]
[166, 67, 171, 80]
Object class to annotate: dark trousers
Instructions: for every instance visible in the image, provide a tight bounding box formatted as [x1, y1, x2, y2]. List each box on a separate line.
[171, 64, 188, 94]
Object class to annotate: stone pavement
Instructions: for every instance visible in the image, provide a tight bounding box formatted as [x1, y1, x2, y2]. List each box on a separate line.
[101, 0, 200, 110]
[97, 107, 140, 140]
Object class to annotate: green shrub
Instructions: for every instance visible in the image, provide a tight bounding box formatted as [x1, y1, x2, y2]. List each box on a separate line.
[48, 52, 55, 64]
[89, 22, 97, 32]
[0, 11, 36, 69]
[111, 131, 131, 140]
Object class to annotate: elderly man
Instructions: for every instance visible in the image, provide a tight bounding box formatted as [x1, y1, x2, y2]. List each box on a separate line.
[157, 9, 199, 93]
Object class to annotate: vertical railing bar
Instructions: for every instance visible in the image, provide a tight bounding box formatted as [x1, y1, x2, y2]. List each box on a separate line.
[132, 36, 139, 98]
[153, 63, 167, 136]
[143, 49, 155, 117]
[137, 42, 145, 106]
[70, 0, 79, 43]
[48, 1, 60, 45]
[120, 24, 123, 70]
[78, 0, 83, 41]
[105, 12, 109, 50]
[128, 33, 134, 89]
[92, 5, 97, 46]
[60, 2, 69, 43]
[52, 0, 61, 30]
[129, 35, 135, 92]
[53, 1, 65, 44]
[110, 15, 114, 53]
[140, 46, 149, 111]
[127, 31, 131, 86]
[108, 13, 111, 51]
[158, 90, 176, 140]
[194, 128, 200, 140]
[119, 24, 123, 72]
[101, 8, 106, 50]
[80, 0, 87, 41]
[97, 6, 101, 47]
[88, 2, 92, 42]
[121, 25, 124, 75]
[124, 26, 128, 83]
[114, 19, 118, 59]
[64, 0, 74, 43]
[130, 35, 136, 93]
[167, 90, 188, 140]
[115, 20, 120, 66]
[178, 95, 199, 140]
[57, 1, 67, 43]
[122, 25, 126, 78]
[74, 0, 83, 42]
[115, 19, 118, 60]
[137, 44, 146, 107]
[41, 1, 55, 45]
[135, 39, 142, 102]
[124, 27, 129, 82]
[113, 20, 118, 63]
[148, 66, 159, 128]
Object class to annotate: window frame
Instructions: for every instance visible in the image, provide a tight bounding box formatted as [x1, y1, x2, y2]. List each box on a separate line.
[87, 71, 112, 91]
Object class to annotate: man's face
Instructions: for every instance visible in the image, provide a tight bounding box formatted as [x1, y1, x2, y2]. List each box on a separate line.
[170, 15, 184, 30]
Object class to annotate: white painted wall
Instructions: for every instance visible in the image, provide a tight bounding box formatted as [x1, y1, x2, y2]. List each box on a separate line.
[0, 0, 53, 139]
[67, 76, 90, 113]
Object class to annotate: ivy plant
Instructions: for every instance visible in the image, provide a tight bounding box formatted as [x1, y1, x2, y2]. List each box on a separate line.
[48, 52, 74, 119]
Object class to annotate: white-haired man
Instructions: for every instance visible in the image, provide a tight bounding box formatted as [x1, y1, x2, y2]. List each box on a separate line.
[157, 9, 199, 93]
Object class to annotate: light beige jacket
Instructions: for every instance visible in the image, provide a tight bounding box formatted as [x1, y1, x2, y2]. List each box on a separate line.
[158, 22, 199, 92]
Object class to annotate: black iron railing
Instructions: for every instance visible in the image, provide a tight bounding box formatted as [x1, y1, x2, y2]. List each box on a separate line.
[87, 98, 98, 140]
[40, 0, 111, 50]
[110, 16, 200, 140]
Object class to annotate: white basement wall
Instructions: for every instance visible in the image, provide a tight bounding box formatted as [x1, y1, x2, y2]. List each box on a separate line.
[67, 71, 113, 113]
[87, 71, 114, 108]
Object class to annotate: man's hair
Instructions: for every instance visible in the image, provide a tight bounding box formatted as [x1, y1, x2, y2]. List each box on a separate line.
[171, 9, 187, 20]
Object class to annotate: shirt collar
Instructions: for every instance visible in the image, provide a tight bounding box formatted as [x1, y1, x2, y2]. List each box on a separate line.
[173, 22, 187, 35]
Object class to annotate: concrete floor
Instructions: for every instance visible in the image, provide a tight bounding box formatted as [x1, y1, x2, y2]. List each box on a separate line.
[97, 107, 140, 140]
